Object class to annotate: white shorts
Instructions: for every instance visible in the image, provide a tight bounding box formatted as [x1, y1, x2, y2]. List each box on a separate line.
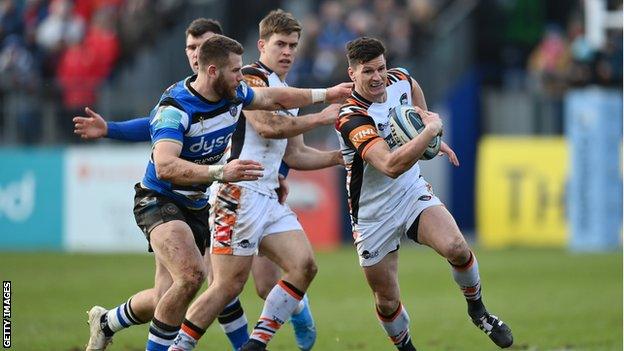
[352, 177, 443, 267]
[210, 183, 302, 256]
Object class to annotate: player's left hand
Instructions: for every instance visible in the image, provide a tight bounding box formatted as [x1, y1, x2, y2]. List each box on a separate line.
[325, 82, 354, 103]
[318, 104, 341, 125]
[332, 150, 345, 167]
[276, 175, 289, 204]
[439, 141, 459, 166]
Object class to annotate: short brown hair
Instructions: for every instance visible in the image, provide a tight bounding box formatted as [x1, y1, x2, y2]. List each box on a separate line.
[198, 35, 244, 69]
[259, 9, 302, 40]
[346, 37, 386, 66]
[185, 18, 223, 37]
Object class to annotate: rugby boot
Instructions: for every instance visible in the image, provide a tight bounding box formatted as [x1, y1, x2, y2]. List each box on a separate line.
[290, 295, 316, 350]
[85, 306, 113, 351]
[472, 312, 513, 348]
[238, 339, 267, 351]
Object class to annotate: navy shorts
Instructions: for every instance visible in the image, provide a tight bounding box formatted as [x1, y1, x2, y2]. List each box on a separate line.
[133, 183, 210, 255]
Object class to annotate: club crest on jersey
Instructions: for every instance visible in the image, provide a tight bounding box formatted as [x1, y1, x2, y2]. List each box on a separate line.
[229, 104, 238, 116]
[400, 93, 408, 105]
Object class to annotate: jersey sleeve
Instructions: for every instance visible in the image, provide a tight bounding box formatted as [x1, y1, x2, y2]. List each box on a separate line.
[106, 117, 151, 142]
[236, 80, 255, 107]
[149, 105, 189, 146]
[336, 106, 383, 158]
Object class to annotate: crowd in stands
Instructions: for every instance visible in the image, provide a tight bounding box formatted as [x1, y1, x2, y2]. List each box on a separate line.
[0, 0, 183, 143]
[288, 0, 446, 87]
[1, 0, 621, 144]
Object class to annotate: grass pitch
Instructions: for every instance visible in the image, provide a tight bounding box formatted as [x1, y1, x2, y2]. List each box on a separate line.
[1, 247, 621, 350]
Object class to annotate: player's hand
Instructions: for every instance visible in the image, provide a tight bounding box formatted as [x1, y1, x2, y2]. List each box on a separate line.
[222, 159, 264, 182]
[318, 104, 341, 125]
[332, 149, 345, 166]
[325, 82, 353, 103]
[73, 107, 108, 139]
[439, 141, 459, 167]
[414, 106, 443, 137]
[276, 175, 289, 204]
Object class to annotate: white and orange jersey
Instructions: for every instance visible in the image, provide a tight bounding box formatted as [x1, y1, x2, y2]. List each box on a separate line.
[229, 61, 299, 196]
[335, 67, 421, 224]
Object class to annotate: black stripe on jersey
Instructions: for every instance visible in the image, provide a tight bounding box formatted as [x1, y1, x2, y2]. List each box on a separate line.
[242, 66, 270, 87]
[338, 113, 376, 149]
[227, 111, 246, 161]
[190, 104, 234, 124]
[158, 97, 185, 111]
[386, 68, 411, 84]
[351, 90, 373, 108]
[349, 153, 364, 224]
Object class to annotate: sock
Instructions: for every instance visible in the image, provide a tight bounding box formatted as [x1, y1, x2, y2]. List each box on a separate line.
[101, 298, 144, 337]
[146, 318, 180, 351]
[250, 280, 303, 345]
[217, 297, 249, 350]
[292, 294, 307, 315]
[449, 251, 486, 319]
[376, 303, 415, 350]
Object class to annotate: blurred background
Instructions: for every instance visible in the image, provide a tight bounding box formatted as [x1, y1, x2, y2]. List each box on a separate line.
[0, 0, 622, 350]
[0, 0, 621, 252]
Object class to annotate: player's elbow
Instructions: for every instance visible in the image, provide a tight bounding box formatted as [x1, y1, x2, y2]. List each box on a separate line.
[154, 159, 176, 181]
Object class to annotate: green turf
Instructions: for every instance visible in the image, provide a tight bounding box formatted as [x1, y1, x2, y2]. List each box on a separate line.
[0, 247, 621, 351]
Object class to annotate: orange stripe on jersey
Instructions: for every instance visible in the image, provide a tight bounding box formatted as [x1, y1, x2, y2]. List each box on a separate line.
[348, 125, 379, 150]
[361, 137, 383, 158]
[243, 74, 268, 88]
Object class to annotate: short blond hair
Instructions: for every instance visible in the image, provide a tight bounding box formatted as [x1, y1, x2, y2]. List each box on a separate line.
[259, 9, 302, 40]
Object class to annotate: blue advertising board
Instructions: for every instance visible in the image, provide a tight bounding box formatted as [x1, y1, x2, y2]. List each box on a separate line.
[565, 88, 622, 251]
[0, 149, 63, 250]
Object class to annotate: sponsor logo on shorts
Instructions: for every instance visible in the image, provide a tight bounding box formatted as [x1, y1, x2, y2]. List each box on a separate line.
[163, 203, 179, 215]
[361, 250, 379, 260]
[418, 195, 432, 201]
[237, 240, 255, 249]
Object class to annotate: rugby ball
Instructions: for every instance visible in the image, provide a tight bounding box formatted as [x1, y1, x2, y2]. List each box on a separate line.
[389, 105, 441, 160]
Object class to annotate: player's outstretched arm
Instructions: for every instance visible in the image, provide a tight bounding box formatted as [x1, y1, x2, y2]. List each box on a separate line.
[247, 82, 352, 111]
[153, 141, 264, 184]
[245, 103, 341, 139]
[365, 107, 443, 178]
[282, 134, 344, 170]
[73, 107, 151, 142]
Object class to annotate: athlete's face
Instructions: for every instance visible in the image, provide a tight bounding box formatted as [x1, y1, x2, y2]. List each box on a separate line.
[348, 55, 387, 102]
[258, 32, 299, 78]
[213, 53, 244, 100]
[186, 31, 216, 74]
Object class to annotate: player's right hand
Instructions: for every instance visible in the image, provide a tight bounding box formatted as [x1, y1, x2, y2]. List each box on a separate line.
[73, 107, 108, 139]
[325, 82, 353, 103]
[318, 104, 341, 125]
[222, 159, 264, 182]
[414, 106, 443, 137]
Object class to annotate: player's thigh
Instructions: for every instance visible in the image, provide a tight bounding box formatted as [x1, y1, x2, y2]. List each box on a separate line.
[259, 230, 315, 273]
[210, 253, 254, 289]
[362, 250, 400, 300]
[150, 220, 205, 280]
[416, 205, 468, 257]
[251, 255, 281, 298]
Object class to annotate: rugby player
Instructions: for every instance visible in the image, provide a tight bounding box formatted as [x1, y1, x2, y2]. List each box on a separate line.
[334, 37, 513, 350]
[79, 18, 324, 351]
[85, 33, 350, 351]
[171, 10, 342, 351]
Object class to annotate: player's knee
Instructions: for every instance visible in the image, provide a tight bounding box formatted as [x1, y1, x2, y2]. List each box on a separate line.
[214, 277, 245, 300]
[444, 237, 470, 264]
[299, 257, 318, 282]
[375, 296, 400, 316]
[178, 267, 206, 294]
